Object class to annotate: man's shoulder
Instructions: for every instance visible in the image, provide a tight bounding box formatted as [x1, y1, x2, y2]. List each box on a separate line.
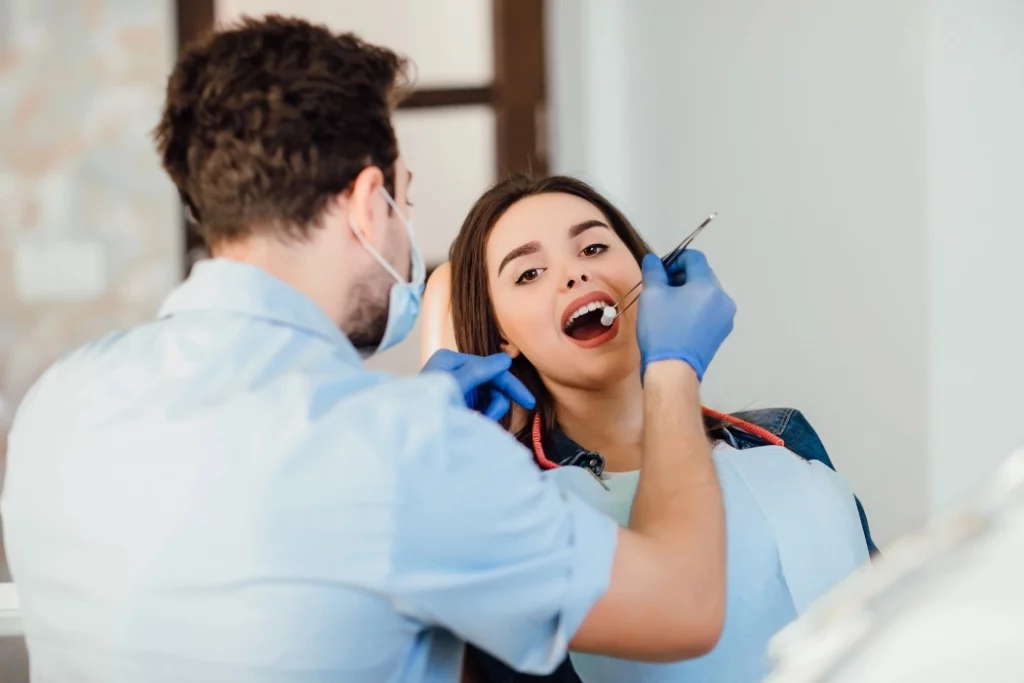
[13, 327, 138, 418]
[322, 372, 494, 455]
[326, 370, 464, 422]
[323, 372, 534, 475]
[350, 371, 464, 409]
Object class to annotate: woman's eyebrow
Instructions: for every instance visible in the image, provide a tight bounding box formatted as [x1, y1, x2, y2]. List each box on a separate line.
[497, 220, 610, 275]
[498, 241, 541, 275]
[568, 219, 610, 238]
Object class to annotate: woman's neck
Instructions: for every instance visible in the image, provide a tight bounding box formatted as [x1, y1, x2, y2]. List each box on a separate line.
[551, 373, 645, 472]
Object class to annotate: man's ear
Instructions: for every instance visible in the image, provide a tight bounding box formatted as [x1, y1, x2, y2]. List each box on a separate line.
[345, 166, 386, 242]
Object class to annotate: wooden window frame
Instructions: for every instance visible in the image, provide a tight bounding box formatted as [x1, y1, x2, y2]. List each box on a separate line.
[174, 0, 547, 275]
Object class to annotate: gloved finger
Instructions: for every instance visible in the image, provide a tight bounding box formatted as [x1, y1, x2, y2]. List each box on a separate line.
[464, 387, 479, 412]
[667, 266, 687, 287]
[422, 348, 463, 371]
[666, 250, 722, 288]
[482, 392, 512, 422]
[665, 249, 711, 279]
[453, 352, 513, 391]
[641, 253, 669, 287]
[487, 370, 536, 410]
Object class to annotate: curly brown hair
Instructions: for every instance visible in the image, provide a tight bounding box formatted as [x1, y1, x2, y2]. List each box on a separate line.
[154, 14, 413, 245]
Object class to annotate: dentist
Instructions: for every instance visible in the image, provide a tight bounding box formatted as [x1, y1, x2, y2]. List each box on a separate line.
[1, 15, 735, 683]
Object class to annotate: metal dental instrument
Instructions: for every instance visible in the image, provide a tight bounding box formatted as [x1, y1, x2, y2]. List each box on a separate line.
[600, 213, 718, 326]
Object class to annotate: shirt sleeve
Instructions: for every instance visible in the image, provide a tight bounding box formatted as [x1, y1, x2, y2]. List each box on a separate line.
[386, 403, 618, 675]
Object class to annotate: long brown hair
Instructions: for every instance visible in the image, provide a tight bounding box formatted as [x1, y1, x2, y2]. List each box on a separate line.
[450, 174, 721, 447]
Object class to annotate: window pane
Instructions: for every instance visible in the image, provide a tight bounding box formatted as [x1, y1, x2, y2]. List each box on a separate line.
[392, 105, 496, 266]
[216, 0, 493, 88]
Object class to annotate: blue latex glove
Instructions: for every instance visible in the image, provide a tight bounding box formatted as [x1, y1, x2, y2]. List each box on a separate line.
[421, 349, 536, 421]
[637, 250, 736, 381]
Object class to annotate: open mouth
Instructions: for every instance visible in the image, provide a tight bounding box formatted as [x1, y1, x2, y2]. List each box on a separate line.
[564, 297, 616, 342]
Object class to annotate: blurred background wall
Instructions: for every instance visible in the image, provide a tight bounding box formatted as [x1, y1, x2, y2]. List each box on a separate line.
[0, 0, 181, 456]
[1, 2, 1023, 678]
[547, 0, 1024, 541]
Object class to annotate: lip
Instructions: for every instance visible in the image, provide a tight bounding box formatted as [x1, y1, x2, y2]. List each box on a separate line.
[560, 291, 617, 330]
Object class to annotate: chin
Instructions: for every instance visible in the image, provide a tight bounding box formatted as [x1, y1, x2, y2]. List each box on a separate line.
[545, 351, 641, 391]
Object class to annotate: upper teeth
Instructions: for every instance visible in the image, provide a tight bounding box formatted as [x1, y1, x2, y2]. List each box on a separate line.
[566, 301, 609, 328]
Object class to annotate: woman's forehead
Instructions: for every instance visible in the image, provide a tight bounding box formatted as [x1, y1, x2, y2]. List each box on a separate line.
[487, 193, 608, 259]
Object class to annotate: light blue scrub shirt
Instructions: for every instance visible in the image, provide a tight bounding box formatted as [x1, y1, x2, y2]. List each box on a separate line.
[0, 259, 618, 683]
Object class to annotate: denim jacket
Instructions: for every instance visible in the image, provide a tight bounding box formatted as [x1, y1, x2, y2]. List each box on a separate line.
[467, 407, 877, 683]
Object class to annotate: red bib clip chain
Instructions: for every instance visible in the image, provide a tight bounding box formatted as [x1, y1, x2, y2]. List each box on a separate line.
[530, 408, 785, 469]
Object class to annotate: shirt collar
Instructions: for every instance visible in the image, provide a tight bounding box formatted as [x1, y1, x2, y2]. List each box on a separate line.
[543, 423, 606, 476]
[159, 258, 361, 362]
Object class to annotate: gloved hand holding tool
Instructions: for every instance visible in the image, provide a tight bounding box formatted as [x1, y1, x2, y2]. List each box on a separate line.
[636, 249, 736, 381]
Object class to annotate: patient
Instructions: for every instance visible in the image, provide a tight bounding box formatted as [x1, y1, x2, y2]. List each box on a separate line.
[438, 175, 875, 683]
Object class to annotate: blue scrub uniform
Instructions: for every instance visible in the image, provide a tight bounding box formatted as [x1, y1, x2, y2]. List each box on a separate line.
[0, 259, 618, 683]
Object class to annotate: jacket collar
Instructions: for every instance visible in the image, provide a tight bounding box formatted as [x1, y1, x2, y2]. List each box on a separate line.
[159, 258, 361, 363]
[533, 416, 606, 476]
[531, 408, 786, 476]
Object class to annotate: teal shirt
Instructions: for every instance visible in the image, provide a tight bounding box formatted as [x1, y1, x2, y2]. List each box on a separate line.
[599, 470, 640, 528]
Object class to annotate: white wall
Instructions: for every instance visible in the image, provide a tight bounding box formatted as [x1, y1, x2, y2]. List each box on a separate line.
[925, 0, 1024, 515]
[548, 0, 1024, 544]
[546, 0, 634, 208]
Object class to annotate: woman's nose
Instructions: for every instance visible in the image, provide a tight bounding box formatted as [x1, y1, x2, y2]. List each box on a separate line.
[566, 273, 590, 289]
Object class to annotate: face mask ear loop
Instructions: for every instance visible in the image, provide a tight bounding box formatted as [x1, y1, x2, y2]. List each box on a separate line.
[380, 187, 425, 285]
[378, 186, 413, 234]
[350, 221, 405, 284]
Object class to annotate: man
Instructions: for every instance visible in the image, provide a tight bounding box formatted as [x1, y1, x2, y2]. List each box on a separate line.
[1, 15, 736, 683]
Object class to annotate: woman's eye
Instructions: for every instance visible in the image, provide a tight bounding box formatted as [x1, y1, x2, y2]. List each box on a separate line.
[515, 268, 544, 284]
[581, 243, 609, 257]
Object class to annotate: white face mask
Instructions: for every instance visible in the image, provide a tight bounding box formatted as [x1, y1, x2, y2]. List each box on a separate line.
[349, 187, 426, 356]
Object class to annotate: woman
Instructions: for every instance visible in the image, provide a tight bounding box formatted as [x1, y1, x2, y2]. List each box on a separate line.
[443, 175, 874, 683]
